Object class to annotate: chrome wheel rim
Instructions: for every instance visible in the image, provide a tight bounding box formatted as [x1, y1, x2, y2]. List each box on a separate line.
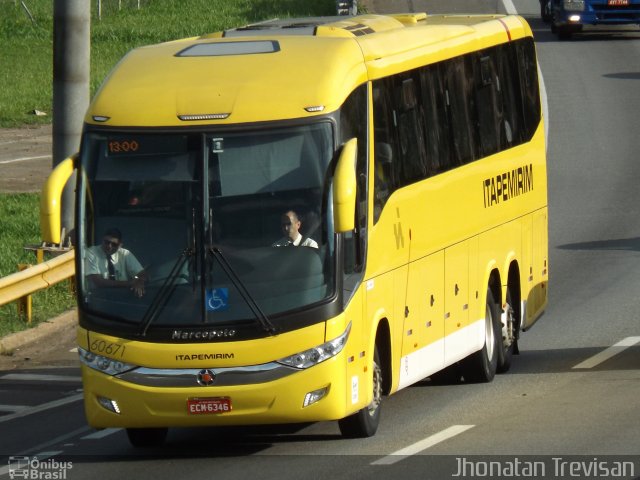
[367, 359, 382, 416]
[485, 303, 495, 361]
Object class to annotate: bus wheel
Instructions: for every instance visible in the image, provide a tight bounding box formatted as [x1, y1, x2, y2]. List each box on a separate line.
[338, 347, 382, 438]
[462, 288, 499, 383]
[126, 427, 168, 447]
[497, 289, 516, 373]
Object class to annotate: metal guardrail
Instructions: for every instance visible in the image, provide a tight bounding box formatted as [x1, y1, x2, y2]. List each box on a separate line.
[0, 249, 75, 323]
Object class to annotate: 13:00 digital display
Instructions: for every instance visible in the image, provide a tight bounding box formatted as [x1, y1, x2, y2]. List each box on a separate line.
[108, 140, 139, 154]
[106, 135, 188, 156]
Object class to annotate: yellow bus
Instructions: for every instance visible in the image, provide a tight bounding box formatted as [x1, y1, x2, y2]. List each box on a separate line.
[42, 12, 548, 446]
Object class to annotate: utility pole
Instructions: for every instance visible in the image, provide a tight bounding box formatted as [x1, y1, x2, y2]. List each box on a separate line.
[52, 0, 90, 244]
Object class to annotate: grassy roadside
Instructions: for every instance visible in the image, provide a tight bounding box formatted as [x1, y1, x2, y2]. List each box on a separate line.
[0, 0, 336, 128]
[0, 193, 76, 337]
[0, 0, 336, 336]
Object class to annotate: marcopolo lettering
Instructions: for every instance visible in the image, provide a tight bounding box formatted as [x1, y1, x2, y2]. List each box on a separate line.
[483, 164, 533, 208]
[172, 328, 237, 340]
[176, 353, 234, 361]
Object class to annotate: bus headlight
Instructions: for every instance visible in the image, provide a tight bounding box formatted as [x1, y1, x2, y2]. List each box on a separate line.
[277, 323, 351, 369]
[78, 346, 137, 376]
[563, 0, 584, 11]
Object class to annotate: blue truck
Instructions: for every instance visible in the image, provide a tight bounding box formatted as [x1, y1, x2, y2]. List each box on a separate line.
[540, 0, 640, 38]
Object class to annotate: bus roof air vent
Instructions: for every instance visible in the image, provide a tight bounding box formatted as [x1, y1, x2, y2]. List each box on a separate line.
[220, 20, 321, 37]
[317, 14, 422, 37]
[176, 40, 280, 57]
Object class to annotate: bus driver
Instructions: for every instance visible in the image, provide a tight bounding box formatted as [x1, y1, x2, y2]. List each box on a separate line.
[272, 210, 318, 249]
[85, 227, 147, 297]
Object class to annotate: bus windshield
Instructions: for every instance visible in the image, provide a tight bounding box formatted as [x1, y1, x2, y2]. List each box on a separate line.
[77, 123, 336, 336]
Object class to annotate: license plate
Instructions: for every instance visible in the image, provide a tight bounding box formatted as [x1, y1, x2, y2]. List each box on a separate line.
[187, 397, 232, 414]
[607, 0, 629, 5]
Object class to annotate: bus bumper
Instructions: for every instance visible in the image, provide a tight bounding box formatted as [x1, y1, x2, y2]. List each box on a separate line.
[81, 355, 355, 429]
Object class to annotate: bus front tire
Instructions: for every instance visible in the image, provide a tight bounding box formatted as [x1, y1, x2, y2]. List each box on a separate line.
[338, 347, 382, 438]
[126, 427, 168, 447]
[462, 288, 499, 383]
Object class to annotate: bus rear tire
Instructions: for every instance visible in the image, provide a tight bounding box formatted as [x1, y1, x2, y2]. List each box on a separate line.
[126, 427, 168, 447]
[497, 289, 516, 373]
[462, 288, 499, 383]
[338, 347, 382, 438]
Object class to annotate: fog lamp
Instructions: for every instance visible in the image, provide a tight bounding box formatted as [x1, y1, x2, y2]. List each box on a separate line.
[303, 387, 329, 407]
[97, 396, 121, 414]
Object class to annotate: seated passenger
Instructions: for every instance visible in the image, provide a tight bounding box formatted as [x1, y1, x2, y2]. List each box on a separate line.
[272, 210, 318, 249]
[85, 227, 147, 297]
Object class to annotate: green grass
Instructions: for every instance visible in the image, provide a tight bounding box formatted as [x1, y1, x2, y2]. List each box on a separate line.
[0, 0, 336, 127]
[0, 193, 76, 337]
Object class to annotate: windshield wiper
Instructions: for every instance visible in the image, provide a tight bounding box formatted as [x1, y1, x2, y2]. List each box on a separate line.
[138, 248, 194, 337]
[209, 246, 277, 335]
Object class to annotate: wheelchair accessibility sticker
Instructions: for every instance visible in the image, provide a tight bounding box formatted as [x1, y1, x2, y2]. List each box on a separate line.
[206, 288, 229, 311]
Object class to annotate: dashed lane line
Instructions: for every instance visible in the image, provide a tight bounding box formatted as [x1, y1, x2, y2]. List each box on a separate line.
[0, 404, 29, 413]
[573, 336, 640, 369]
[1, 373, 81, 383]
[0, 393, 83, 424]
[0, 154, 51, 164]
[371, 425, 475, 465]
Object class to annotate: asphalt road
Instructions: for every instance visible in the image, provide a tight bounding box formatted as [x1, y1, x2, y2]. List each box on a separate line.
[0, 1, 639, 478]
[0, 125, 52, 193]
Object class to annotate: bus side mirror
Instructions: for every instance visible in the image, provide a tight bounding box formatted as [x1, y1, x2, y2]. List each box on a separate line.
[333, 138, 357, 233]
[40, 155, 76, 244]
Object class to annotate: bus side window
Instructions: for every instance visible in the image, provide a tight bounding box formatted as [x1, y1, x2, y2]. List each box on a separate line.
[394, 75, 428, 184]
[473, 53, 502, 157]
[419, 63, 449, 175]
[516, 38, 541, 141]
[443, 57, 477, 168]
[372, 82, 400, 222]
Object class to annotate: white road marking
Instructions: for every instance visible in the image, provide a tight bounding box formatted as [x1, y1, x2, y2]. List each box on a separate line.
[1, 373, 81, 382]
[501, 0, 518, 14]
[18, 426, 91, 457]
[573, 336, 640, 369]
[371, 425, 475, 465]
[0, 404, 29, 413]
[82, 428, 121, 440]
[0, 393, 83, 424]
[0, 154, 51, 164]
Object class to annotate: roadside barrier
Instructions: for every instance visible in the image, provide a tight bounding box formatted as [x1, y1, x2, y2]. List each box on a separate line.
[0, 249, 75, 324]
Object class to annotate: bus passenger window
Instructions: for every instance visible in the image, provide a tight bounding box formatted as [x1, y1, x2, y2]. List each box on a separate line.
[372, 82, 400, 222]
[474, 54, 502, 157]
[443, 58, 477, 167]
[373, 142, 392, 220]
[420, 64, 450, 175]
